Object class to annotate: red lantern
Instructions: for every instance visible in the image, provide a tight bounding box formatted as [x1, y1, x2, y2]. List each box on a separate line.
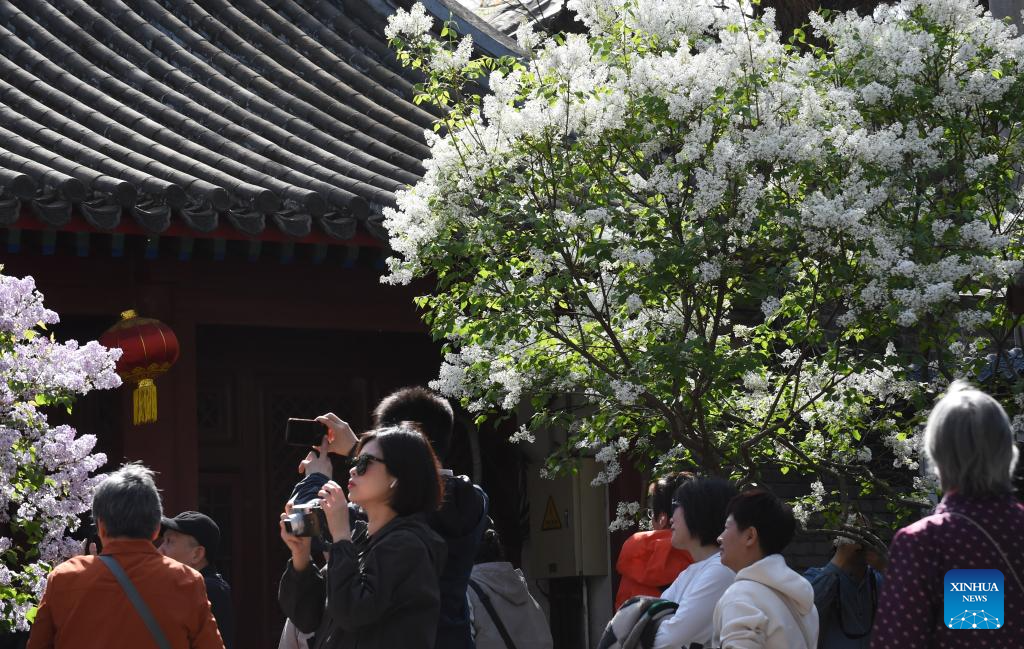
[99, 310, 180, 425]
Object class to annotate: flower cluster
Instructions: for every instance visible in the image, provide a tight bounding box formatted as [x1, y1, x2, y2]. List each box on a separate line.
[592, 437, 630, 486]
[608, 500, 642, 532]
[0, 270, 120, 632]
[383, 0, 1024, 534]
[383, 3, 433, 44]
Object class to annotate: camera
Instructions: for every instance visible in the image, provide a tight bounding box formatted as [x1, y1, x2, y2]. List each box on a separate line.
[283, 500, 327, 538]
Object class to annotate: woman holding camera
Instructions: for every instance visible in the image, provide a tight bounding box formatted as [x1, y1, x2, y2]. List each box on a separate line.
[279, 423, 447, 649]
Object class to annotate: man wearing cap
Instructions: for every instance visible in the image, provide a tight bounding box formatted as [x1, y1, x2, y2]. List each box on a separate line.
[160, 511, 235, 649]
[28, 464, 224, 649]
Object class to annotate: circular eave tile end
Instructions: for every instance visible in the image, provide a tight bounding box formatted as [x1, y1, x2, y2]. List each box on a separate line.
[8, 173, 37, 199]
[253, 188, 280, 213]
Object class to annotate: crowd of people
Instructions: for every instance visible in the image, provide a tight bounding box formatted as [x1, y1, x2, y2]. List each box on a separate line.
[611, 380, 1022, 649]
[23, 381, 1023, 649]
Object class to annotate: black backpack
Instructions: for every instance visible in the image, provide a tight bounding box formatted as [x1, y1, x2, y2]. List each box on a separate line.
[597, 596, 680, 649]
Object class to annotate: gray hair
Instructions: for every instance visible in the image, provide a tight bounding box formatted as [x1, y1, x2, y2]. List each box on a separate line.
[924, 381, 1020, 497]
[92, 463, 163, 539]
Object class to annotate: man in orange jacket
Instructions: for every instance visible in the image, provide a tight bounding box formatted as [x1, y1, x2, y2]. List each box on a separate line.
[27, 464, 225, 649]
[614, 473, 694, 610]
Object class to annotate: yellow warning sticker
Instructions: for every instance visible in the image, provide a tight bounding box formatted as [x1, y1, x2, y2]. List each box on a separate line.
[541, 495, 562, 531]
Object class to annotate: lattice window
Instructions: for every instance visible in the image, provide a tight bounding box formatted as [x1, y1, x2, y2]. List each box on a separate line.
[197, 376, 234, 444]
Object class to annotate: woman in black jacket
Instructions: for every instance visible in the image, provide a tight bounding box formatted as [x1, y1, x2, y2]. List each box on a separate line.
[279, 423, 447, 649]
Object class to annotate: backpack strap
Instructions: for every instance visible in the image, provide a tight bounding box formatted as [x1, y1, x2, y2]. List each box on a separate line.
[98, 555, 172, 649]
[946, 511, 1024, 593]
[468, 579, 518, 649]
[597, 596, 678, 649]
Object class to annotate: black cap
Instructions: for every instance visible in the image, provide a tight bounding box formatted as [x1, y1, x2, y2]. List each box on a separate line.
[161, 511, 220, 562]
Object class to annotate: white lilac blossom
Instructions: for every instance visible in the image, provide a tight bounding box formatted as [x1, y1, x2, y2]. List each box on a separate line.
[514, 22, 542, 51]
[383, 3, 433, 43]
[608, 500, 642, 532]
[508, 424, 536, 444]
[383, 0, 1024, 544]
[742, 371, 769, 393]
[791, 502, 811, 527]
[431, 35, 473, 74]
[610, 380, 643, 405]
[697, 260, 721, 282]
[592, 438, 630, 486]
[761, 296, 781, 319]
[790, 481, 828, 526]
[0, 270, 120, 632]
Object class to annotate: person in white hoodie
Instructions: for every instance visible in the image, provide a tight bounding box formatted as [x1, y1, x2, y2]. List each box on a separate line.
[713, 489, 818, 649]
[467, 526, 553, 649]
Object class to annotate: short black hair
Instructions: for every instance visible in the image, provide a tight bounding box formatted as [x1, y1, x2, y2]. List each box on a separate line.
[651, 472, 692, 520]
[673, 477, 738, 546]
[727, 489, 796, 556]
[474, 525, 505, 564]
[356, 423, 444, 516]
[373, 386, 455, 460]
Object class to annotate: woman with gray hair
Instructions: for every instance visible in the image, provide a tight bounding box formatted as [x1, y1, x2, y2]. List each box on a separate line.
[871, 381, 1023, 648]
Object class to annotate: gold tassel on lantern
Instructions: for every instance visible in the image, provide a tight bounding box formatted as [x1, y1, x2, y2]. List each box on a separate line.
[100, 310, 180, 427]
[132, 378, 158, 425]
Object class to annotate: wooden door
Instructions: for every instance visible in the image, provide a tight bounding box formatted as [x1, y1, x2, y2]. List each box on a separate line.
[195, 325, 439, 649]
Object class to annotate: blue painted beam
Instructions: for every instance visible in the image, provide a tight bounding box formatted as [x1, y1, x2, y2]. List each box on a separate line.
[279, 241, 295, 264]
[6, 228, 21, 253]
[41, 230, 56, 255]
[75, 231, 89, 257]
[111, 233, 125, 258]
[178, 237, 194, 261]
[143, 236, 160, 260]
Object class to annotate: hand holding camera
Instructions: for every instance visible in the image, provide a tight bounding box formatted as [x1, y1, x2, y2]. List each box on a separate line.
[279, 500, 313, 570]
[317, 480, 351, 542]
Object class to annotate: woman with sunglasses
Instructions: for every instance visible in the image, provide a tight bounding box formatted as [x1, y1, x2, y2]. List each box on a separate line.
[652, 476, 738, 649]
[279, 423, 447, 649]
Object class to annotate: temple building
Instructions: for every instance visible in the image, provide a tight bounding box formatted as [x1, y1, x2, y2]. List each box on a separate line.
[0, 1, 534, 646]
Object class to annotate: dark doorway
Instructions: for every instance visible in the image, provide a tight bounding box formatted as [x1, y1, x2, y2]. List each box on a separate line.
[194, 324, 441, 649]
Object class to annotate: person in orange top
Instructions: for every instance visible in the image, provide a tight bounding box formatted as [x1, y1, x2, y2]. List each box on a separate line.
[614, 473, 694, 609]
[27, 464, 225, 649]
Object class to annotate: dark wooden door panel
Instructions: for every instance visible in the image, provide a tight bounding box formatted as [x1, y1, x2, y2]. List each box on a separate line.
[196, 325, 439, 649]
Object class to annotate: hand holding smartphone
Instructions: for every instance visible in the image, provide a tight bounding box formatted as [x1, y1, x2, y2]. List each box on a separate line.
[285, 418, 328, 447]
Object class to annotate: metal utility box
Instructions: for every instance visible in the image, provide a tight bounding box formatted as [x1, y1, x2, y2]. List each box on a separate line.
[526, 457, 609, 578]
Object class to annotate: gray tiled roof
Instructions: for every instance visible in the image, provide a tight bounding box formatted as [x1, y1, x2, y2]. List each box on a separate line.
[0, 0, 452, 240]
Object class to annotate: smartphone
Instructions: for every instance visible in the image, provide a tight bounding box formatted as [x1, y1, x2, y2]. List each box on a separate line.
[285, 418, 327, 447]
[82, 522, 102, 555]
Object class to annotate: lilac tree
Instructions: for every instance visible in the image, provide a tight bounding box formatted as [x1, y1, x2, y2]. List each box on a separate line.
[0, 269, 121, 632]
[383, 0, 1024, 544]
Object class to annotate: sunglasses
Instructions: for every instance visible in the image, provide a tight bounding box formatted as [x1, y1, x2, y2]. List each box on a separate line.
[353, 453, 387, 476]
